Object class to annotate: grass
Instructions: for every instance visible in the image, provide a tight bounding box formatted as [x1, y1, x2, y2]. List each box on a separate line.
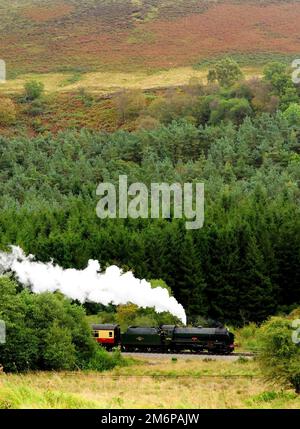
[59, 73, 83, 88]
[232, 323, 261, 353]
[1, 357, 300, 409]
[0, 65, 262, 96]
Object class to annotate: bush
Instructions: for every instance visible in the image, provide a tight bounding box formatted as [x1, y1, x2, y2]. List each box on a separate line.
[0, 277, 96, 372]
[26, 99, 45, 116]
[114, 89, 147, 123]
[136, 115, 161, 130]
[43, 323, 76, 370]
[87, 347, 126, 371]
[0, 276, 129, 373]
[146, 93, 199, 125]
[24, 80, 44, 101]
[76, 88, 94, 107]
[0, 98, 16, 126]
[31, 118, 48, 133]
[257, 316, 300, 393]
[207, 58, 243, 87]
[232, 323, 260, 352]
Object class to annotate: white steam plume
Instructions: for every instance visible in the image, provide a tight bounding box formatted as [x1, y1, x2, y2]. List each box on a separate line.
[0, 246, 186, 324]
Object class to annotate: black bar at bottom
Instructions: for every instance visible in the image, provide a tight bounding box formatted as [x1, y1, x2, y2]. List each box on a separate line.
[0, 409, 299, 426]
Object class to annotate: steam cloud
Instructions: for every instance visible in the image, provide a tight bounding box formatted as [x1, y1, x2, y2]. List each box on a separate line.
[0, 246, 187, 324]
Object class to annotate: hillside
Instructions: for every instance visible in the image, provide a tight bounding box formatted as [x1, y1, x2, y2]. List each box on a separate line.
[0, 0, 299, 78]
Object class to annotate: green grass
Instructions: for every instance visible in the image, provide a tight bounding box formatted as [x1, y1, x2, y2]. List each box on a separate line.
[59, 73, 83, 88]
[232, 323, 261, 353]
[0, 381, 99, 409]
[245, 390, 298, 407]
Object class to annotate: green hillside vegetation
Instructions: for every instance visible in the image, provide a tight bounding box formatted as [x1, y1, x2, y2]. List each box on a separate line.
[0, 61, 299, 325]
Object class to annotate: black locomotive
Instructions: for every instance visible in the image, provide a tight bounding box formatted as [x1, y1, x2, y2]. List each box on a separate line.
[92, 324, 235, 354]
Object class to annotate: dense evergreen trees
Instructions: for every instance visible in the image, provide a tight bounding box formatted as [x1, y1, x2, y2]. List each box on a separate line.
[0, 63, 299, 325]
[0, 109, 299, 325]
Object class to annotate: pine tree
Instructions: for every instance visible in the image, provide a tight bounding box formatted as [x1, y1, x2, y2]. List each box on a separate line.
[176, 232, 207, 319]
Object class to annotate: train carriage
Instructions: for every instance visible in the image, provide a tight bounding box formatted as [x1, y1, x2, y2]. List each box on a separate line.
[92, 324, 120, 350]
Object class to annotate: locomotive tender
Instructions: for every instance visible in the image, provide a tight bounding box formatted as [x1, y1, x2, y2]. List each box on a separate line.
[92, 324, 235, 354]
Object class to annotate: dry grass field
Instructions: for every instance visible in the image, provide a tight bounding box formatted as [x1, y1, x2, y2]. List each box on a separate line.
[1, 357, 299, 409]
[0, 66, 262, 95]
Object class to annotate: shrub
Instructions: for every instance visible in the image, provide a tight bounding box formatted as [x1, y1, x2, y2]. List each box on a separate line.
[26, 99, 45, 116]
[146, 93, 199, 125]
[76, 88, 94, 107]
[0, 276, 129, 373]
[247, 78, 280, 113]
[257, 316, 300, 393]
[136, 115, 161, 130]
[31, 118, 48, 133]
[207, 58, 243, 87]
[0, 98, 16, 126]
[232, 323, 260, 352]
[0, 277, 39, 372]
[87, 347, 126, 371]
[24, 80, 44, 101]
[114, 89, 147, 123]
[43, 323, 76, 370]
[183, 77, 203, 97]
[0, 277, 96, 372]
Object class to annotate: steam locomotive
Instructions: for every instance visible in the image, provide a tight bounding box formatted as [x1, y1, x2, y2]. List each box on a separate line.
[92, 324, 235, 354]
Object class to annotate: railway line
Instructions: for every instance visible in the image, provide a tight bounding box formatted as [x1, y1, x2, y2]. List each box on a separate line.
[121, 351, 255, 361]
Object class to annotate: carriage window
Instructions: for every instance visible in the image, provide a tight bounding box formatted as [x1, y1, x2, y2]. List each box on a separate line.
[109, 331, 113, 338]
[93, 331, 99, 338]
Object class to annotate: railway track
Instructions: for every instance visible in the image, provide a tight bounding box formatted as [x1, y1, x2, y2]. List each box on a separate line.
[121, 351, 255, 360]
